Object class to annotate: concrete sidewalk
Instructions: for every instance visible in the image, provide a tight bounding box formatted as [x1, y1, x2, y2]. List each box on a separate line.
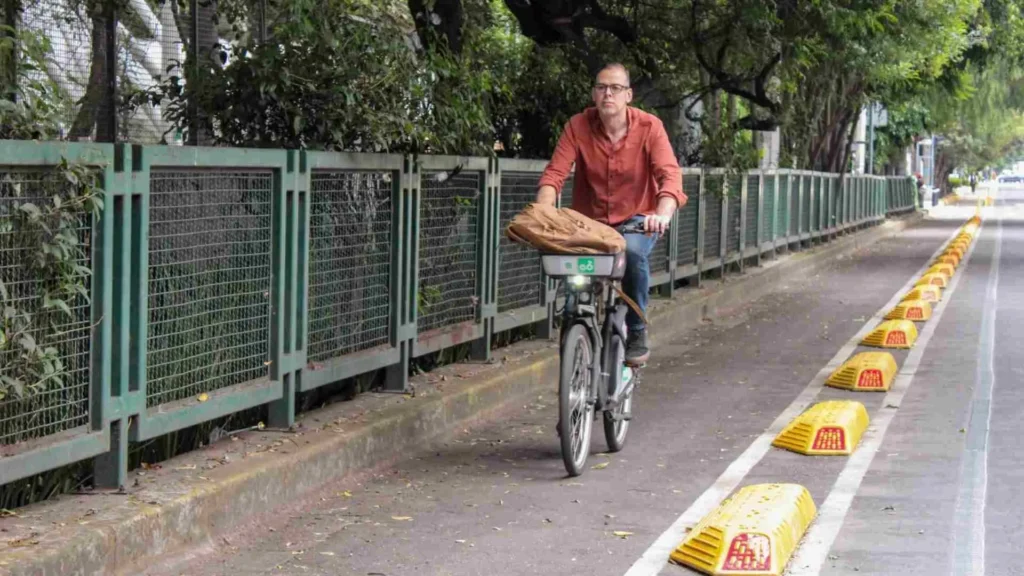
[0, 216, 920, 576]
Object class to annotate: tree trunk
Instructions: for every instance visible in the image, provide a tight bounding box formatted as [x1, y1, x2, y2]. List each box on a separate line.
[187, 0, 218, 145]
[408, 0, 463, 54]
[69, 1, 111, 141]
[1, 0, 17, 102]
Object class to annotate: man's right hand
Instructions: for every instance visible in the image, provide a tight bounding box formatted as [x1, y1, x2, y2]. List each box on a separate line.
[536, 185, 558, 206]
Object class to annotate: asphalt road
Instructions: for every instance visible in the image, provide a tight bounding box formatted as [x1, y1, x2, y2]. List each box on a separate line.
[147, 188, 1021, 576]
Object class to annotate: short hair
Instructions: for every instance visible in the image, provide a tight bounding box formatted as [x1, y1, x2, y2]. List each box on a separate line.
[598, 63, 631, 87]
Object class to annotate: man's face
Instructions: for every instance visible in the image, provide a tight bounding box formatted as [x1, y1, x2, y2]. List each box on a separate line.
[592, 67, 632, 117]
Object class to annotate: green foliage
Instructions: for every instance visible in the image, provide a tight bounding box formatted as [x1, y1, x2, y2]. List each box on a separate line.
[129, 0, 498, 154]
[0, 160, 104, 401]
[0, 25, 66, 141]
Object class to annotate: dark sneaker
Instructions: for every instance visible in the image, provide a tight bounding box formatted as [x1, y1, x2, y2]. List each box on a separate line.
[625, 328, 650, 366]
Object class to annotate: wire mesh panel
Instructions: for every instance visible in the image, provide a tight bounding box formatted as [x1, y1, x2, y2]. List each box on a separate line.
[745, 174, 759, 247]
[498, 171, 543, 314]
[726, 175, 741, 255]
[146, 170, 273, 407]
[417, 170, 481, 333]
[677, 175, 700, 266]
[704, 175, 723, 259]
[789, 175, 799, 236]
[558, 176, 575, 209]
[17, 0, 114, 140]
[762, 174, 775, 243]
[651, 230, 669, 274]
[0, 169, 93, 445]
[307, 171, 392, 364]
[114, 0, 184, 143]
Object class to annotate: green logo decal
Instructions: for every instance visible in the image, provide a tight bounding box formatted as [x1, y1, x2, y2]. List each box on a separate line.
[577, 258, 595, 273]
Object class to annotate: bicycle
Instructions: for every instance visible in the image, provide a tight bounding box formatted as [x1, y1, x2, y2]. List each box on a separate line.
[541, 222, 657, 476]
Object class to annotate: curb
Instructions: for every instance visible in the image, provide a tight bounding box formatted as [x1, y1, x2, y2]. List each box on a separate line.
[0, 216, 920, 576]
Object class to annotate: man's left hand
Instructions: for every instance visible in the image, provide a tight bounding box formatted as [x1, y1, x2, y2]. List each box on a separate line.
[643, 214, 671, 235]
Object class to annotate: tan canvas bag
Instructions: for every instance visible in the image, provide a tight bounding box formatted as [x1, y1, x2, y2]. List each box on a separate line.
[505, 203, 626, 255]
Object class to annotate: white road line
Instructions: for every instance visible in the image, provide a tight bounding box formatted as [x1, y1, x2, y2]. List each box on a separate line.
[951, 209, 1000, 575]
[789, 220, 984, 575]
[624, 221, 970, 576]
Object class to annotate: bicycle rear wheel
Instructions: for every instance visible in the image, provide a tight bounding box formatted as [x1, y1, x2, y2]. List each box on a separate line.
[559, 323, 594, 477]
[603, 334, 632, 452]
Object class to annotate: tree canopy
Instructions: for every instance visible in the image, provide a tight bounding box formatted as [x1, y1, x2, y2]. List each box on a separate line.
[5, 0, 1024, 179]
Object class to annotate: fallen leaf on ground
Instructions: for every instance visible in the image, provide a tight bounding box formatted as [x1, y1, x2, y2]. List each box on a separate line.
[197, 393, 209, 402]
[391, 516, 413, 521]
[613, 531, 634, 539]
[591, 462, 609, 470]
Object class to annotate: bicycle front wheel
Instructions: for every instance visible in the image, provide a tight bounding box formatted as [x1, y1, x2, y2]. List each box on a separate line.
[559, 323, 594, 477]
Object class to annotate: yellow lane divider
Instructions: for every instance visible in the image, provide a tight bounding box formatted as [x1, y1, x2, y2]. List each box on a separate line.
[902, 285, 941, 303]
[772, 400, 870, 456]
[861, 319, 919, 349]
[669, 484, 817, 576]
[885, 299, 933, 321]
[826, 352, 898, 392]
[915, 273, 948, 289]
[667, 216, 982, 576]
[926, 263, 955, 280]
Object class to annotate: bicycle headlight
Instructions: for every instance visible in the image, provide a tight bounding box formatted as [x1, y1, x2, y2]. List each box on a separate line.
[569, 275, 590, 288]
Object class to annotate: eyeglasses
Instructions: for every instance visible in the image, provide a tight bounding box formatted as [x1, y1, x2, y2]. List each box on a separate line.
[593, 83, 630, 95]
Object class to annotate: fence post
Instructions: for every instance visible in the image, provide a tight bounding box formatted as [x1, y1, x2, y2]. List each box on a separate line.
[267, 151, 307, 426]
[470, 158, 497, 362]
[695, 170, 705, 287]
[755, 170, 763, 265]
[383, 156, 417, 392]
[796, 172, 805, 248]
[771, 172, 779, 256]
[92, 144, 128, 488]
[719, 174, 728, 277]
[738, 174, 747, 272]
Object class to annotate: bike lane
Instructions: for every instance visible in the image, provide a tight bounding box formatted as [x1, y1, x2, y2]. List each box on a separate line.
[145, 217, 973, 576]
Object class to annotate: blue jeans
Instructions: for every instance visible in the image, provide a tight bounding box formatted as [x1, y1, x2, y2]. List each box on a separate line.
[615, 215, 659, 333]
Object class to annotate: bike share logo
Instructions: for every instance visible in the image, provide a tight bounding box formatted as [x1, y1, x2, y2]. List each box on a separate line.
[577, 258, 596, 273]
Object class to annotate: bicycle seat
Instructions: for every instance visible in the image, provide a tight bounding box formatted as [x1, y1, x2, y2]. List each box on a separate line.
[541, 252, 627, 279]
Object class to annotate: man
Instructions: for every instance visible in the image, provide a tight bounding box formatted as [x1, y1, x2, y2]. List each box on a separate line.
[535, 63, 686, 365]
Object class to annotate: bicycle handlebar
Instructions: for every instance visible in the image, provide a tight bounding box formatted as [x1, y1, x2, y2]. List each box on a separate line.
[618, 221, 670, 235]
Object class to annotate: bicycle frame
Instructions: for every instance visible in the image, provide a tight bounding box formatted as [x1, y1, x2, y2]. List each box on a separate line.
[559, 277, 630, 412]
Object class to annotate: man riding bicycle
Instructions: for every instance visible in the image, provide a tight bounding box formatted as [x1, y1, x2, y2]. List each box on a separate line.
[535, 63, 687, 365]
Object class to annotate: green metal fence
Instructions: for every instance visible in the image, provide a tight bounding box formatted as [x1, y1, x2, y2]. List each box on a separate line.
[0, 140, 917, 487]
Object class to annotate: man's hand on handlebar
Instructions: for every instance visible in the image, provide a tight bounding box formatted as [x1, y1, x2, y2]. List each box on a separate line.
[643, 214, 671, 235]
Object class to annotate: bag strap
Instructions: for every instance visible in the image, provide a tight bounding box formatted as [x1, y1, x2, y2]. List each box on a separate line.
[611, 284, 648, 326]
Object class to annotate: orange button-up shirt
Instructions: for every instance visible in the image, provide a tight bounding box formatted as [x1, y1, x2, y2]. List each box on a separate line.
[537, 106, 686, 227]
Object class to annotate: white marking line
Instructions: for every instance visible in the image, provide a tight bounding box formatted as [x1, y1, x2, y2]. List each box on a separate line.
[624, 222, 971, 576]
[951, 211, 1000, 575]
[789, 224, 983, 575]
